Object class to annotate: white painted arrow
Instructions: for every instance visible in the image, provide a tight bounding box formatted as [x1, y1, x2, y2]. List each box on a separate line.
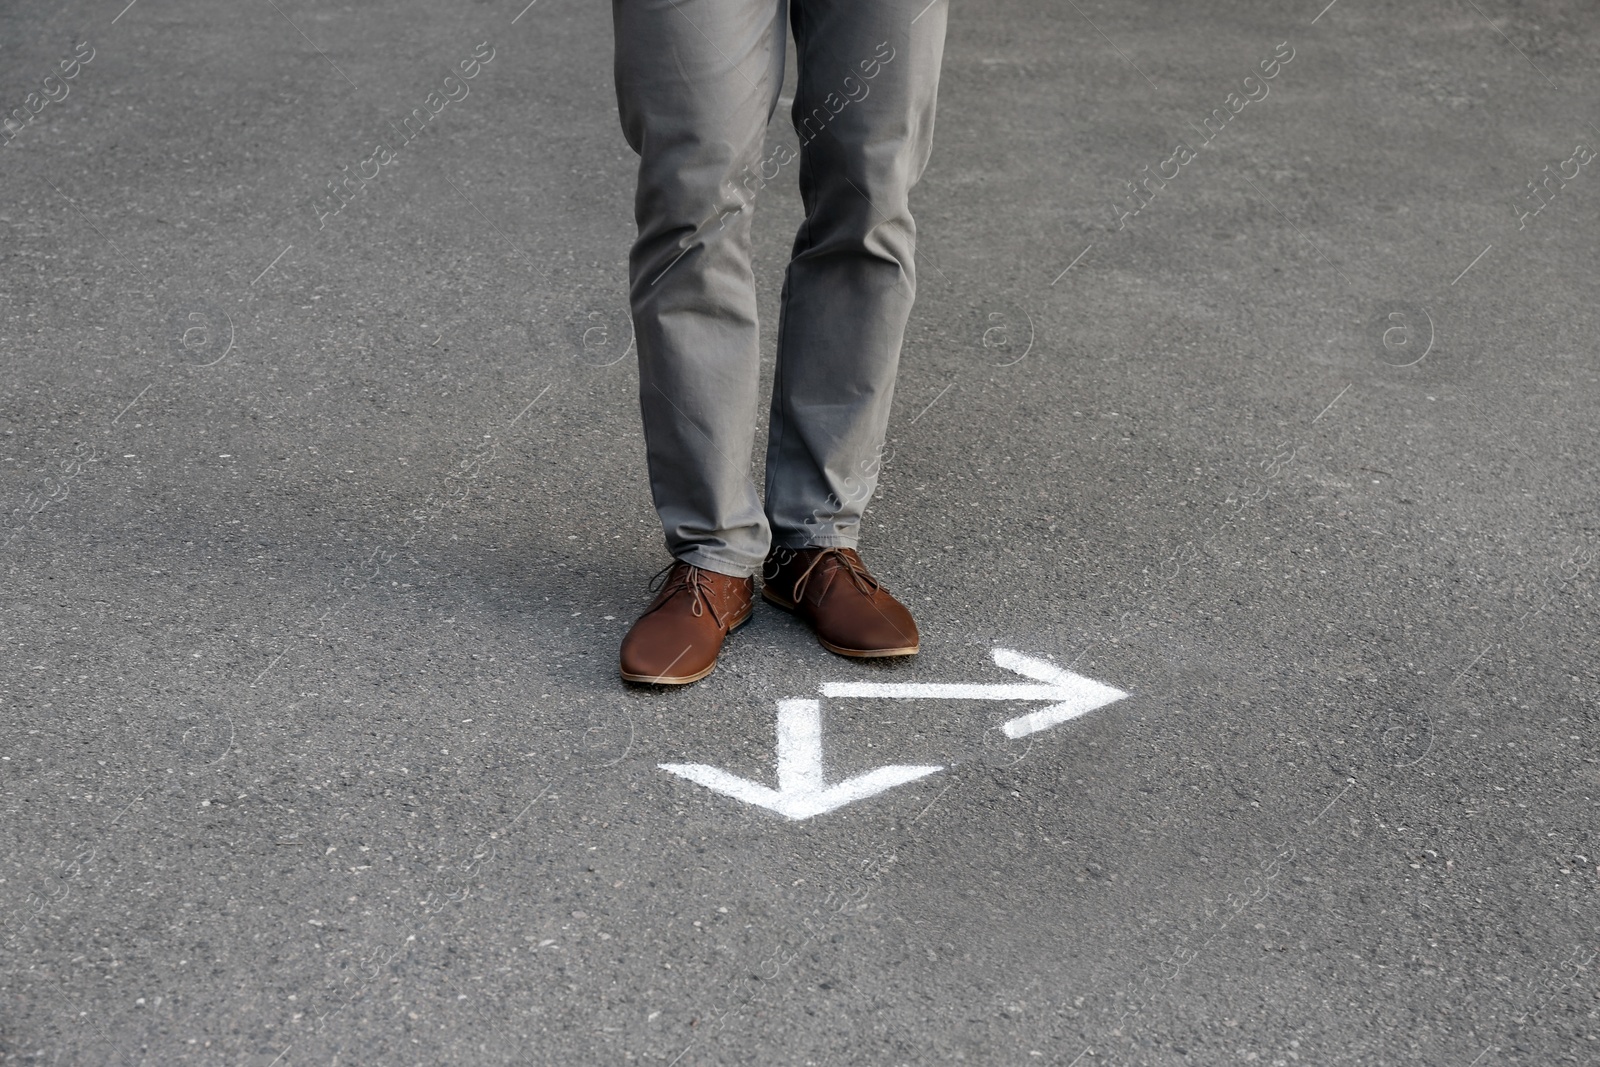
[821, 647, 1127, 739]
[659, 699, 941, 820]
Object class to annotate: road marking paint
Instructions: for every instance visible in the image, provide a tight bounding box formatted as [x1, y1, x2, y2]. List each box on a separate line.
[660, 699, 941, 820]
[662, 650, 1124, 816]
[821, 647, 1127, 739]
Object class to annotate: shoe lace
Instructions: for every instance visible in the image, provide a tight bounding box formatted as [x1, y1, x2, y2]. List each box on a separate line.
[792, 548, 879, 603]
[649, 562, 727, 628]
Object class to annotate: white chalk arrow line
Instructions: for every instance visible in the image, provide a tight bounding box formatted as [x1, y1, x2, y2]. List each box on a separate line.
[659, 699, 941, 820]
[821, 647, 1127, 739]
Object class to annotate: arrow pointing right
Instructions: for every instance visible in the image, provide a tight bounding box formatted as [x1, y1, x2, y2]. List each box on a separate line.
[821, 647, 1127, 739]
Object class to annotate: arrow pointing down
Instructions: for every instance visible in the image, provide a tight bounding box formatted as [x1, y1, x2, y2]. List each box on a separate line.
[659, 700, 941, 820]
[821, 647, 1127, 738]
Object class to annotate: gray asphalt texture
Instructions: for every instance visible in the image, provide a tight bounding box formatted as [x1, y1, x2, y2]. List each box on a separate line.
[3, 0, 1598, 1064]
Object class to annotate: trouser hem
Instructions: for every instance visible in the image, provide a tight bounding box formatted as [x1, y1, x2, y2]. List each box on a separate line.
[769, 534, 859, 553]
[673, 546, 761, 580]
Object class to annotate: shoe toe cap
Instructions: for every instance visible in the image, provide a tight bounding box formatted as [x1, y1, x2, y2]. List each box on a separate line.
[620, 613, 721, 683]
[818, 595, 920, 654]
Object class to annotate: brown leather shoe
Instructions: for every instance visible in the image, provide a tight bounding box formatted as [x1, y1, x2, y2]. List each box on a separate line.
[620, 561, 753, 685]
[761, 547, 919, 658]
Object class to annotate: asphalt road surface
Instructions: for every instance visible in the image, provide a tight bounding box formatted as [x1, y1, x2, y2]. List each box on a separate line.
[3, 0, 1598, 1064]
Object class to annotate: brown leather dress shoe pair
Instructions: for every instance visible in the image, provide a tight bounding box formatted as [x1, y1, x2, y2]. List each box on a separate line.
[619, 548, 919, 686]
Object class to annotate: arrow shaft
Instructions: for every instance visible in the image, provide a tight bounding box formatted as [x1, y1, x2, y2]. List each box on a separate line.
[776, 699, 824, 793]
[820, 682, 1066, 700]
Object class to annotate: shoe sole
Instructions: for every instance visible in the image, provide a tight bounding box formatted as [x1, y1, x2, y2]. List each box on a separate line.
[760, 588, 919, 658]
[619, 607, 753, 686]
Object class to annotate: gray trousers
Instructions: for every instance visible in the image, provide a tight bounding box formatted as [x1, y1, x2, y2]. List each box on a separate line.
[612, 0, 947, 578]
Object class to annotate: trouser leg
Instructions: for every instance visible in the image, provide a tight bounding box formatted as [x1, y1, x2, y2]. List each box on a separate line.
[764, 0, 947, 549]
[612, 0, 788, 578]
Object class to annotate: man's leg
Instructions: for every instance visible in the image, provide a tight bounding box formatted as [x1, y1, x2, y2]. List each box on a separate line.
[757, 0, 946, 660]
[763, 0, 947, 548]
[613, 0, 789, 579]
[613, 0, 788, 686]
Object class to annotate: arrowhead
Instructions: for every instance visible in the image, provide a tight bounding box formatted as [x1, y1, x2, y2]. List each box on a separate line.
[990, 647, 1080, 686]
[780, 764, 944, 820]
[656, 763, 790, 813]
[659, 699, 942, 820]
[657, 762, 942, 821]
[992, 648, 1127, 738]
